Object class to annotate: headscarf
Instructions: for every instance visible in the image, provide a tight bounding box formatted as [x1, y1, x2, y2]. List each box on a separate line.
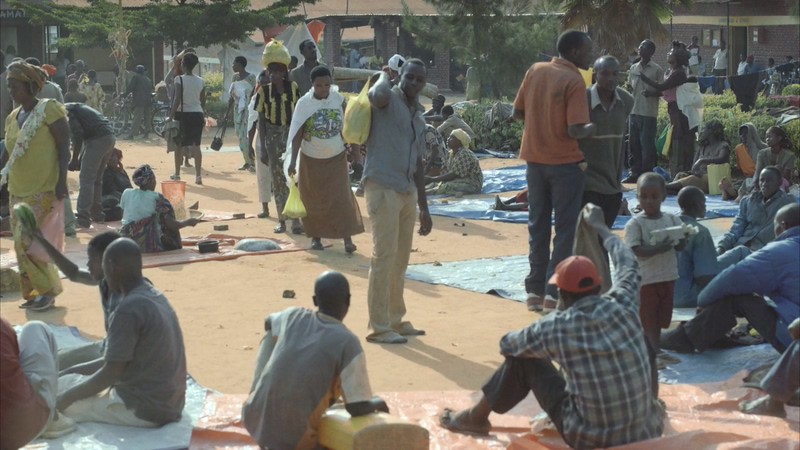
[42, 64, 57, 77]
[739, 123, 767, 161]
[132, 164, 155, 188]
[449, 128, 471, 148]
[6, 61, 47, 93]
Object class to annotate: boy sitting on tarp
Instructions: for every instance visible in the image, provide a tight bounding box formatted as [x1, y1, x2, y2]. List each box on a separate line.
[242, 271, 389, 449]
[674, 186, 720, 308]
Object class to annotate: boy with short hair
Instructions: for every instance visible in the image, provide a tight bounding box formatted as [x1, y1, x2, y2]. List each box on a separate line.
[674, 186, 720, 308]
[625, 173, 686, 367]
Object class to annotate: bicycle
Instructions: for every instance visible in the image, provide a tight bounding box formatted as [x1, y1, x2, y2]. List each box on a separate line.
[106, 93, 171, 138]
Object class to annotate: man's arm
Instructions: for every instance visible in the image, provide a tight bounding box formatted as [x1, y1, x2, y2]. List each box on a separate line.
[567, 123, 597, 139]
[30, 230, 95, 285]
[368, 72, 392, 109]
[414, 156, 432, 236]
[61, 357, 104, 376]
[49, 117, 71, 200]
[57, 360, 126, 411]
[698, 243, 780, 308]
[585, 204, 641, 307]
[717, 200, 748, 253]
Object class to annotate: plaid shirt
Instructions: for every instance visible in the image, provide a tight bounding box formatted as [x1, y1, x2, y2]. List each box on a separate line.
[446, 148, 483, 193]
[500, 235, 664, 449]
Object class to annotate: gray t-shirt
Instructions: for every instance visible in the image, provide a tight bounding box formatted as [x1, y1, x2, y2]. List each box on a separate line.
[290, 62, 327, 96]
[624, 213, 682, 285]
[242, 307, 373, 449]
[363, 85, 426, 193]
[104, 280, 187, 425]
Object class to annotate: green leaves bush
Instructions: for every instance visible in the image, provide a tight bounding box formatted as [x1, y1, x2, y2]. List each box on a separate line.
[782, 84, 800, 96]
[460, 101, 524, 151]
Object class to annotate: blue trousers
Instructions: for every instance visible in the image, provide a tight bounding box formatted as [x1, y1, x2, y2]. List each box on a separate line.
[525, 162, 585, 297]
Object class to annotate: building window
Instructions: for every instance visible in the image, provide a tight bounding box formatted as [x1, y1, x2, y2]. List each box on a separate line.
[702, 29, 722, 47]
[45, 25, 59, 55]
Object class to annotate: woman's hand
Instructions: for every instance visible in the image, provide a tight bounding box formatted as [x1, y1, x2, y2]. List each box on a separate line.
[288, 158, 297, 177]
[55, 179, 68, 199]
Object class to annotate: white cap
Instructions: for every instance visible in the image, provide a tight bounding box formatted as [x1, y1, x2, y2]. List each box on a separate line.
[388, 54, 405, 72]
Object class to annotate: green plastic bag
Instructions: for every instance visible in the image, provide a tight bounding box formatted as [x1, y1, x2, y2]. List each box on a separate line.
[282, 176, 307, 219]
[656, 125, 673, 157]
[342, 79, 372, 145]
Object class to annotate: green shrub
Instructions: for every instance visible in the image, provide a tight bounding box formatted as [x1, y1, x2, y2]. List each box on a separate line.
[460, 100, 523, 151]
[204, 71, 224, 103]
[782, 84, 800, 96]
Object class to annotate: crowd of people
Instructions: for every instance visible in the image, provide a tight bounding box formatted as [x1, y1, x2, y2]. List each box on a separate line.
[1, 28, 799, 450]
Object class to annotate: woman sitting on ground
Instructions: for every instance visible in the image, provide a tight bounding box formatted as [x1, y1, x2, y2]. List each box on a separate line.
[119, 164, 199, 253]
[665, 119, 730, 195]
[101, 148, 131, 221]
[425, 129, 483, 195]
[720, 123, 767, 200]
[754, 126, 796, 191]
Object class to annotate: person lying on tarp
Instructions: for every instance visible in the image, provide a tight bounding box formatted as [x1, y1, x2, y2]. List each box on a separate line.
[242, 271, 389, 450]
[56, 238, 187, 428]
[661, 203, 800, 356]
[439, 204, 665, 449]
[740, 318, 800, 418]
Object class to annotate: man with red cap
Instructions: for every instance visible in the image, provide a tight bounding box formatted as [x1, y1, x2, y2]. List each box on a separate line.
[439, 204, 664, 449]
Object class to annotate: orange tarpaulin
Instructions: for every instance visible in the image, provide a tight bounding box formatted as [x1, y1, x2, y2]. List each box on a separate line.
[188, 374, 799, 449]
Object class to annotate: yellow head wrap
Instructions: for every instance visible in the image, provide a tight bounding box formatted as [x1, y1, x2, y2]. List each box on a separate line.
[449, 128, 471, 148]
[6, 61, 47, 93]
[263, 39, 291, 68]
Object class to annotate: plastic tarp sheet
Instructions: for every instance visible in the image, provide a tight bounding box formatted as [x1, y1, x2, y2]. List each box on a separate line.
[481, 165, 528, 194]
[18, 325, 207, 450]
[1, 233, 304, 275]
[185, 380, 798, 450]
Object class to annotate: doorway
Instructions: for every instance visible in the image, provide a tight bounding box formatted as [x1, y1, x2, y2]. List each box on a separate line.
[729, 26, 748, 74]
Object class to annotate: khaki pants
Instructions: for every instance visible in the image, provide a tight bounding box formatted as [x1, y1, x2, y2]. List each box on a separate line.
[60, 374, 157, 427]
[365, 180, 417, 334]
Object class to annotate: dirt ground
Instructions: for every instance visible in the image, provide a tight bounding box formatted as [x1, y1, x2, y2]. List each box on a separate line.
[0, 128, 549, 395]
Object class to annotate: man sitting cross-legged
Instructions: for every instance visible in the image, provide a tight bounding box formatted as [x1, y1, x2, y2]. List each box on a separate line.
[440, 204, 665, 449]
[661, 202, 800, 355]
[242, 271, 389, 450]
[56, 238, 187, 427]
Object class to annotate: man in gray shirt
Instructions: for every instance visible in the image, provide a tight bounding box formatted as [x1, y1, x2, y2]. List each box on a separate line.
[624, 40, 663, 183]
[57, 238, 187, 427]
[363, 59, 433, 344]
[290, 39, 326, 96]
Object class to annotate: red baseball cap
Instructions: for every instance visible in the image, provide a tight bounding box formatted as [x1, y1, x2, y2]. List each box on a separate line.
[548, 256, 602, 293]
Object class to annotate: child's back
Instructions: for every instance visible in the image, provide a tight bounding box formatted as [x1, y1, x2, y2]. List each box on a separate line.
[675, 215, 720, 307]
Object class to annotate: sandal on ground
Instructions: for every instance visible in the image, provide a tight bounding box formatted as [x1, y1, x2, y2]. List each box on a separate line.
[195, 176, 203, 185]
[170, 174, 181, 181]
[310, 238, 324, 251]
[393, 321, 426, 336]
[19, 300, 35, 309]
[291, 222, 304, 235]
[439, 408, 491, 436]
[739, 396, 787, 418]
[30, 295, 55, 312]
[274, 223, 286, 233]
[365, 331, 407, 344]
[344, 241, 357, 254]
[257, 211, 270, 219]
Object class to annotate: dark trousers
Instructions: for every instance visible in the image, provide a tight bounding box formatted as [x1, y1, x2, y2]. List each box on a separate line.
[684, 294, 782, 353]
[482, 353, 659, 445]
[581, 191, 622, 228]
[482, 356, 569, 436]
[130, 104, 152, 137]
[525, 162, 585, 297]
[628, 115, 658, 177]
[762, 340, 800, 402]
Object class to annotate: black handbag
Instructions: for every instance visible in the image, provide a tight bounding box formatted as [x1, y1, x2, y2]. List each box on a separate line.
[210, 114, 227, 151]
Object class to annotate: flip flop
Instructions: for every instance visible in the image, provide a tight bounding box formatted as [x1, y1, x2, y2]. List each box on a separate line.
[740, 396, 787, 418]
[439, 408, 491, 436]
[366, 331, 407, 344]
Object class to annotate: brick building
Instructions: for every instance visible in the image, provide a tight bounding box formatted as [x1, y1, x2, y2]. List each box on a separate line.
[654, 0, 799, 73]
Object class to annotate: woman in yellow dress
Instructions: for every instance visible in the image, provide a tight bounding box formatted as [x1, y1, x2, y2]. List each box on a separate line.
[3, 61, 71, 311]
[83, 69, 106, 113]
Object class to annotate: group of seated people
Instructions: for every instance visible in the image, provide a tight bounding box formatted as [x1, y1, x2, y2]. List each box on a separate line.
[4, 201, 796, 450]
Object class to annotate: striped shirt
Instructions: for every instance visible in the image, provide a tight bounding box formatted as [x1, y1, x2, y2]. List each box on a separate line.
[500, 235, 664, 449]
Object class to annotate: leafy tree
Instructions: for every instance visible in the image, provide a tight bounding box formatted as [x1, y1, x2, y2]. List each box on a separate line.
[11, 0, 308, 50]
[561, 0, 693, 61]
[404, 0, 561, 99]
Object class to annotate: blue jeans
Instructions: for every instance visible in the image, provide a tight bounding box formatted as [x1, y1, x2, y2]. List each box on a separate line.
[628, 114, 658, 177]
[525, 162, 585, 297]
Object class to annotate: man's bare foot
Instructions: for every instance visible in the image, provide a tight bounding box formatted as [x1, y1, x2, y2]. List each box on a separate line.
[439, 408, 491, 435]
[719, 177, 737, 200]
[740, 395, 787, 418]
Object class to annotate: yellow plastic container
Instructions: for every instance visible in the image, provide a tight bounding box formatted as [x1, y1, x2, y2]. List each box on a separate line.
[161, 180, 188, 221]
[707, 163, 730, 195]
[318, 409, 428, 450]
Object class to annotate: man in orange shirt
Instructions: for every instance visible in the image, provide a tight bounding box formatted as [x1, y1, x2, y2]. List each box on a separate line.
[514, 30, 596, 312]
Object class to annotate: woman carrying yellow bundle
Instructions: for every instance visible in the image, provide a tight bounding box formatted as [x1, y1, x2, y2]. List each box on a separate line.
[3, 61, 71, 311]
[257, 40, 302, 234]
